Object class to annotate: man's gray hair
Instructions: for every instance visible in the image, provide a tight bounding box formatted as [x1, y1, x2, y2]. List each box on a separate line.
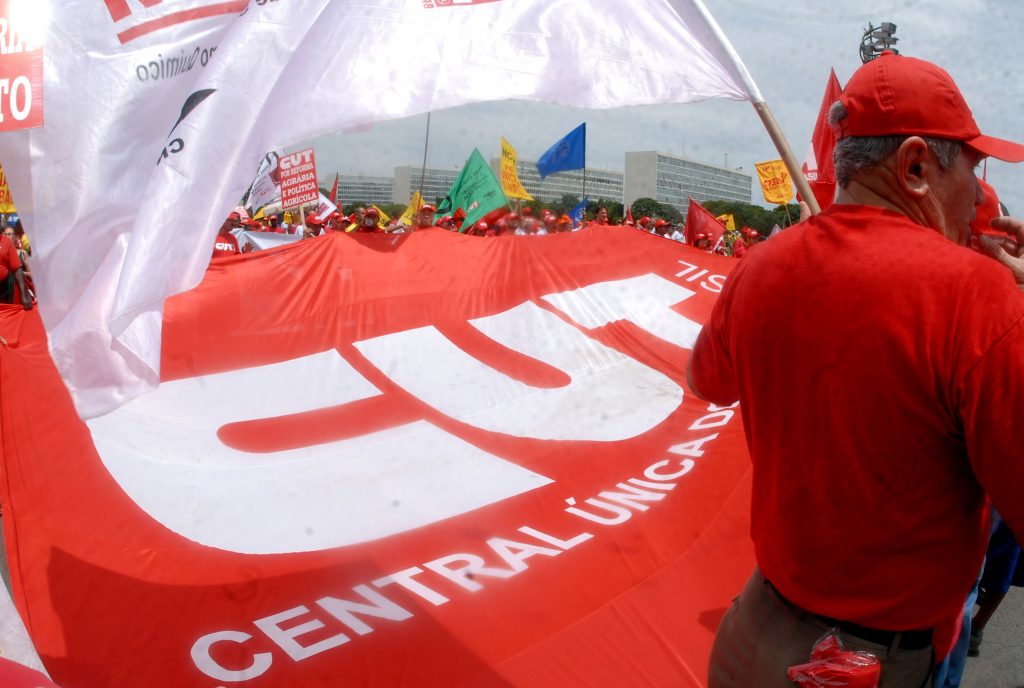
[828, 101, 962, 187]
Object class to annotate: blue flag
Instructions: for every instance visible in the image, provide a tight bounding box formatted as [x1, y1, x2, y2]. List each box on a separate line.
[536, 123, 586, 178]
[569, 196, 589, 228]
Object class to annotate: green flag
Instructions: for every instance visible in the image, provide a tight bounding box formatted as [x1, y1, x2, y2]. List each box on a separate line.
[436, 148, 508, 232]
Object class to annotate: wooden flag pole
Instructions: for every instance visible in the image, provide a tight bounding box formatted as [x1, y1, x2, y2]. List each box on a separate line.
[752, 101, 821, 216]
[417, 111, 432, 208]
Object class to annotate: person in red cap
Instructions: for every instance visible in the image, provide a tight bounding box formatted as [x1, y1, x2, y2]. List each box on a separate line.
[212, 214, 242, 258]
[413, 204, 436, 231]
[354, 207, 380, 233]
[505, 212, 523, 235]
[637, 215, 653, 232]
[556, 214, 572, 233]
[693, 52, 1024, 687]
[541, 213, 557, 235]
[303, 213, 323, 239]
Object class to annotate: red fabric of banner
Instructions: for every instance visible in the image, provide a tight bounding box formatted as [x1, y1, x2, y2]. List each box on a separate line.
[0, 228, 753, 688]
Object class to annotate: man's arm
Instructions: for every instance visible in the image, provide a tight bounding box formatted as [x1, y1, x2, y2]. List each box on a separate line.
[13, 267, 31, 310]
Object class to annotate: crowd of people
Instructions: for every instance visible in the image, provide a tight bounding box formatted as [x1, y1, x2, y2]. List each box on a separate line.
[212, 200, 765, 259]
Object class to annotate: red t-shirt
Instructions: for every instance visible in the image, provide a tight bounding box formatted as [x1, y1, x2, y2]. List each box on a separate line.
[211, 232, 240, 258]
[731, 238, 747, 258]
[690, 204, 1024, 654]
[0, 234, 22, 280]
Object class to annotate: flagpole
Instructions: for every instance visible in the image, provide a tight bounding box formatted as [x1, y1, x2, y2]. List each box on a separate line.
[752, 102, 821, 216]
[417, 111, 431, 207]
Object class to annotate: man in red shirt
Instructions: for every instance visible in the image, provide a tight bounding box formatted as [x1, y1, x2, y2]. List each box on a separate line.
[690, 52, 1024, 686]
[0, 229, 31, 309]
[587, 207, 610, 228]
[211, 215, 241, 258]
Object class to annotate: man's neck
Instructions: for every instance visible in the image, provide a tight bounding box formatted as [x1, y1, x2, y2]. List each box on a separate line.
[834, 173, 928, 227]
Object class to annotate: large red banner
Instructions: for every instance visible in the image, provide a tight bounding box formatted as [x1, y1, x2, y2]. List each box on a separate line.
[0, 227, 753, 687]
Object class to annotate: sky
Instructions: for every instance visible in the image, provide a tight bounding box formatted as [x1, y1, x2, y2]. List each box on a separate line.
[304, 0, 1024, 213]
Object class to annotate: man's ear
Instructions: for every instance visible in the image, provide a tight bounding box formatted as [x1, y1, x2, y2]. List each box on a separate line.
[895, 136, 933, 199]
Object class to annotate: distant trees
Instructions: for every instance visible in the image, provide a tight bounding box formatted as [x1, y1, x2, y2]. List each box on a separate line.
[629, 198, 682, 224]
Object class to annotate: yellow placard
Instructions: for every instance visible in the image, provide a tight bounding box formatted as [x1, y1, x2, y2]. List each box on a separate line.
[500, 137, 533, 201]
[715, 213, 736, 231]
[0, 164, 16, 214]
[755, 159, 794, 205]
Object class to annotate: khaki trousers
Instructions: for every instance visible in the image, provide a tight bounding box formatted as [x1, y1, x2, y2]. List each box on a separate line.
[708, 569, 934, 688]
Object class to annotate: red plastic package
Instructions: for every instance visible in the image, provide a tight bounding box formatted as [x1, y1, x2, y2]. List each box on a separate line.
[787, 630, 881, 687]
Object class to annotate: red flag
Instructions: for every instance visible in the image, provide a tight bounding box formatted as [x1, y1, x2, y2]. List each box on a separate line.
[685, 198, 726, 246]
[329, 172, 339, 207]
[625, 205, 634, 225]
[801, 69, 843, 211]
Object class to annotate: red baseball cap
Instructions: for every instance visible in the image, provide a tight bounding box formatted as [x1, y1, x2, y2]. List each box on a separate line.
[419, 204, 436, 213]
[971, 178, 1003, 236]
[305, 213, 323, 226]
[835, 52, 1024, 162]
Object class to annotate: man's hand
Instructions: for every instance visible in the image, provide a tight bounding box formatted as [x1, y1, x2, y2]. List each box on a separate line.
[21, 292, 33, 310]
[979, 217, 1024, 288]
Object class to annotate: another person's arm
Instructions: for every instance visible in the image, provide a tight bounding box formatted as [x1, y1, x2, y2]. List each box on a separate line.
[979, 216, 1024, 289]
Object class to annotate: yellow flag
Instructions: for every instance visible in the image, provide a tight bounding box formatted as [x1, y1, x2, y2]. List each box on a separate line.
[715, 213, 736, 231]
[755, 159, 794, 205]
[252, 206, 266, 220]
[500, 137, 533, 201]
[372, 205, 391, 227]
[398, 191, 423, 226]
[0, 165, 16, 214]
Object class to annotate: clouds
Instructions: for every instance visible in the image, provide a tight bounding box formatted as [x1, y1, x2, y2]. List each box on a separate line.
[309, 0, 1024, 212]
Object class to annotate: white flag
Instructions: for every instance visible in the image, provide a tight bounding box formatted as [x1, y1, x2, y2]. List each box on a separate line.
[245, 150, 285, 213]
[1, 0, 763, 419]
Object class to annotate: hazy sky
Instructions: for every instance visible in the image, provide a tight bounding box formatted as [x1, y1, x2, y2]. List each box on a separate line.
[307, 0, 1024, 212]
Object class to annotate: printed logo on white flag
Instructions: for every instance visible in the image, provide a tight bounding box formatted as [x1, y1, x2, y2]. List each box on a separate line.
[0, 0, 764, 419]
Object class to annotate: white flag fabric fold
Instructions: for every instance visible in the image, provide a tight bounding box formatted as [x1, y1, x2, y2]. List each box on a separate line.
[0, 0, 763, 419]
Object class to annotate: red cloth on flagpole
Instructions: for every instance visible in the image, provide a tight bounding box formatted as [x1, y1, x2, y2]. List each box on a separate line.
[329, 173, 339, 207]
[685, 198, 726, 246]
[801, 69, 843, 211]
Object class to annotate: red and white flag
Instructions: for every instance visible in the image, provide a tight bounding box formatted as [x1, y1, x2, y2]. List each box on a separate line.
[801, 68, 843, 211]
[0, 0, 765, 419]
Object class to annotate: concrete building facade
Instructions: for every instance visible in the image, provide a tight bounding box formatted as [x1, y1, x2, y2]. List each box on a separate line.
[624, 151, 752, 214]
[393, 166, 460, 205]
[331, 175, 394, 206]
